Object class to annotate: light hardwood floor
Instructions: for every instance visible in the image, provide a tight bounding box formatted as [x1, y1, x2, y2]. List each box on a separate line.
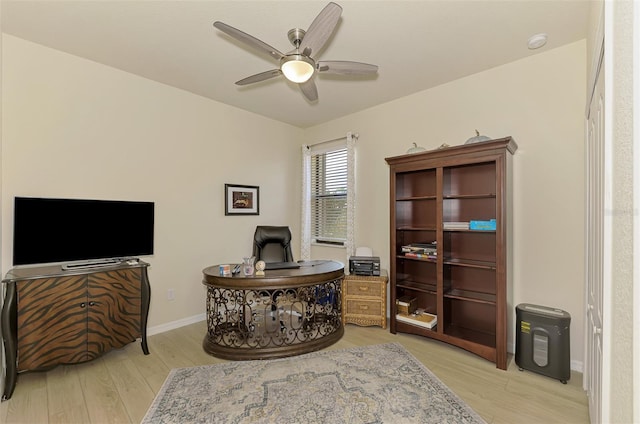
[0, 321, 589, 423]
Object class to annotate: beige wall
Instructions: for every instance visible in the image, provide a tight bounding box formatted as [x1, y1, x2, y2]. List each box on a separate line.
[305, 41, 587, 367]
[2, 34, 587, 369]
[1, 35, 304, 328]
[587, 0, 604, 90]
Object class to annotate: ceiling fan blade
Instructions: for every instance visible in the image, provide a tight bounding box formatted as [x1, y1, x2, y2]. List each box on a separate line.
[298, 2, 342, 58]
[235, 69, 282, 86]
[213, 21, 284, 62]
[317, 61, 378, 75]
[299, 79, 318, 102]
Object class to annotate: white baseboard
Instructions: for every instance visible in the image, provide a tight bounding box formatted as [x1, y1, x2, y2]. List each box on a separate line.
[570, 360, 584, 373]
[147, 313, 206, 336]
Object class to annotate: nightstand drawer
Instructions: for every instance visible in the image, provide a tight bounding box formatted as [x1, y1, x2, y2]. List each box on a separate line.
[345, 281, 384, 297]
[346, 299, 382, 316]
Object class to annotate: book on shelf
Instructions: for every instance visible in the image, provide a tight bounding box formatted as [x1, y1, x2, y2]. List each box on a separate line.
[404, 252, 436, 260]
[401, 241, 437, 257]
[407, 241, 437, 249]
[401, 242, 437, 253]
[402, 246, 436, 254]
[469, 219, 496, 230]
[395, 309, 437, 329]
[443, 221, 470, 230]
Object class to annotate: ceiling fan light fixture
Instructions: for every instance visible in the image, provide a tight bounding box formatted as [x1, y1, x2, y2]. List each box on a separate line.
[281, 55, 315, 83]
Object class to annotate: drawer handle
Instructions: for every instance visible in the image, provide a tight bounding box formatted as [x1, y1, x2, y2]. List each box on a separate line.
[359, 305, 369, 310]
[358, 286, 370, 291]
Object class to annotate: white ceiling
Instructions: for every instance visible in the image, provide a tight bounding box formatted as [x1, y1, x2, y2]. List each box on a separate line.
[2, 1, 591, 128]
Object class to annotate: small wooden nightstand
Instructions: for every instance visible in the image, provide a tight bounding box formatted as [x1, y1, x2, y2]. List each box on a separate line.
[342, 271, 388, 329]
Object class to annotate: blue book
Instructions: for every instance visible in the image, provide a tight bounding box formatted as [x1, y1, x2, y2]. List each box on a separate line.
[469, 219, 496, 230]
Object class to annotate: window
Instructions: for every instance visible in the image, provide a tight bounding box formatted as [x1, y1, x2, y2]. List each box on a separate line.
[311, 147, 347, 245]
[301, 132, 356, 260]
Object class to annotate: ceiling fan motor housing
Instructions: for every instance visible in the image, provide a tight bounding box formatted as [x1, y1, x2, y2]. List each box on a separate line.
[287, 28, 306, 48]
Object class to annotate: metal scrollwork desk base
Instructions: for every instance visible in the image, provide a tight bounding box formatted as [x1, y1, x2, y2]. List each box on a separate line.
[202, 261, 344, 360]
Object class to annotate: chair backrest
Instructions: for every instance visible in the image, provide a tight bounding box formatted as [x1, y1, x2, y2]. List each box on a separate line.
[252, 226, 294, 263]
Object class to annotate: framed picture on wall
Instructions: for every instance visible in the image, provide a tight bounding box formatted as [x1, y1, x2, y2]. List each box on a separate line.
[225, 184, 259, 215]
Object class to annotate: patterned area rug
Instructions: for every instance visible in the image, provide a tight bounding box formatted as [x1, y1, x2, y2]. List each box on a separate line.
[142, 343, 486, 424]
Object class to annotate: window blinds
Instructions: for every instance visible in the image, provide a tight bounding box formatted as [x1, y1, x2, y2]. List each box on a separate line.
[311, 147, 347, 245]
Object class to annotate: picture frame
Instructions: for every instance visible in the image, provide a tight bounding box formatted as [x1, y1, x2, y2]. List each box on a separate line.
[225, 184, 259, 215]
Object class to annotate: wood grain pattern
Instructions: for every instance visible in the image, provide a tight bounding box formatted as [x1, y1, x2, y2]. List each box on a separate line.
[87, 269, 142, 356]
[16, 268, 142, 371]
[0, 322, 588, 424]
[17, 275, 89, 371]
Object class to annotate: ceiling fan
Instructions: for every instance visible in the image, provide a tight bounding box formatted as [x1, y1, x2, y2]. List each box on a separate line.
[213, 2, 378, 102]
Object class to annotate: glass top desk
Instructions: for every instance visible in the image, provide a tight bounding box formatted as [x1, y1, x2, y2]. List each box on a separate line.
[201, 260, 344, 360]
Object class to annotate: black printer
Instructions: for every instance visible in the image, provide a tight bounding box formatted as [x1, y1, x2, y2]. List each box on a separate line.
[348, 256, 381, 276]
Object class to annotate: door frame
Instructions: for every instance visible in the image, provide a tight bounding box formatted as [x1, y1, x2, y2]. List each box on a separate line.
[633, 2, 640, 422]
[583, 1, 611, 422]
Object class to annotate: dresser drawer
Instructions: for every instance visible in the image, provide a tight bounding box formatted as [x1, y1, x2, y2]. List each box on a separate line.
[346, 299, 383, 316]
[345, 280, 384, 297]
[342, 271, 388, 329]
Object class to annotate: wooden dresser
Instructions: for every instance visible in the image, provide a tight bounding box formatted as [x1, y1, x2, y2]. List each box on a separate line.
[1, 261, 151, 400]
[342, 271, 388, 329]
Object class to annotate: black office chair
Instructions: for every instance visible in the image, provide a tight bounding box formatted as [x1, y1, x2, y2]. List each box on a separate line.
[251, 226, 296, 325]
[252, 226, 294, 263]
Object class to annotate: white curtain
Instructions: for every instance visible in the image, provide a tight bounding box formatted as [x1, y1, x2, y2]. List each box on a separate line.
[300, 132, 357, 261]
[345, 131, 357, 258]
[300, 145, 312, 261]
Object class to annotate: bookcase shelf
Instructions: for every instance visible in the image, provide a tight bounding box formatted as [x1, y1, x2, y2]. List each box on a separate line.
[396, 279, 437, 294]
[397, 255, 437, 263]
[396, 320, 438, 333]
[397, 195, 438, 201]
[443, 229, 496, 233]
[397, 226, 438, 231]
[443, 258, 496, 269]
[443, 194, 496, 199]
[444, 288, 496, 304]
[444, 323, 497, 349]
[386, 137, 516, 370]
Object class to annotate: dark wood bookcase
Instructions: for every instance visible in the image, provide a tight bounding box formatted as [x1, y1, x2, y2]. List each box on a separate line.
[385, 137, 517, 369]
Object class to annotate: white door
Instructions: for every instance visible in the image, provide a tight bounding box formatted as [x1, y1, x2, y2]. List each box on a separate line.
[585, 61, 603, 423]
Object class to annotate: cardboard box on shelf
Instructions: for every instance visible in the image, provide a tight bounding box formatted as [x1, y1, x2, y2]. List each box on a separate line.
[396, 295, 417, 315]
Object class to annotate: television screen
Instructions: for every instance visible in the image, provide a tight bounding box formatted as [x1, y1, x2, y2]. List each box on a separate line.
[13, 197, 154, 266]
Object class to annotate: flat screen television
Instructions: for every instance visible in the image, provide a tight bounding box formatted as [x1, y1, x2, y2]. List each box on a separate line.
[13, 197, 154, 267]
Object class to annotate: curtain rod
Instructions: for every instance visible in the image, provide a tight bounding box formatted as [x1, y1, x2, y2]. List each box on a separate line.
[306, 132, 358, 148]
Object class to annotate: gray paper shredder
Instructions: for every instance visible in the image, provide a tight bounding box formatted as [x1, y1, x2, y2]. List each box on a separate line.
[515, 303, 571, 383]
